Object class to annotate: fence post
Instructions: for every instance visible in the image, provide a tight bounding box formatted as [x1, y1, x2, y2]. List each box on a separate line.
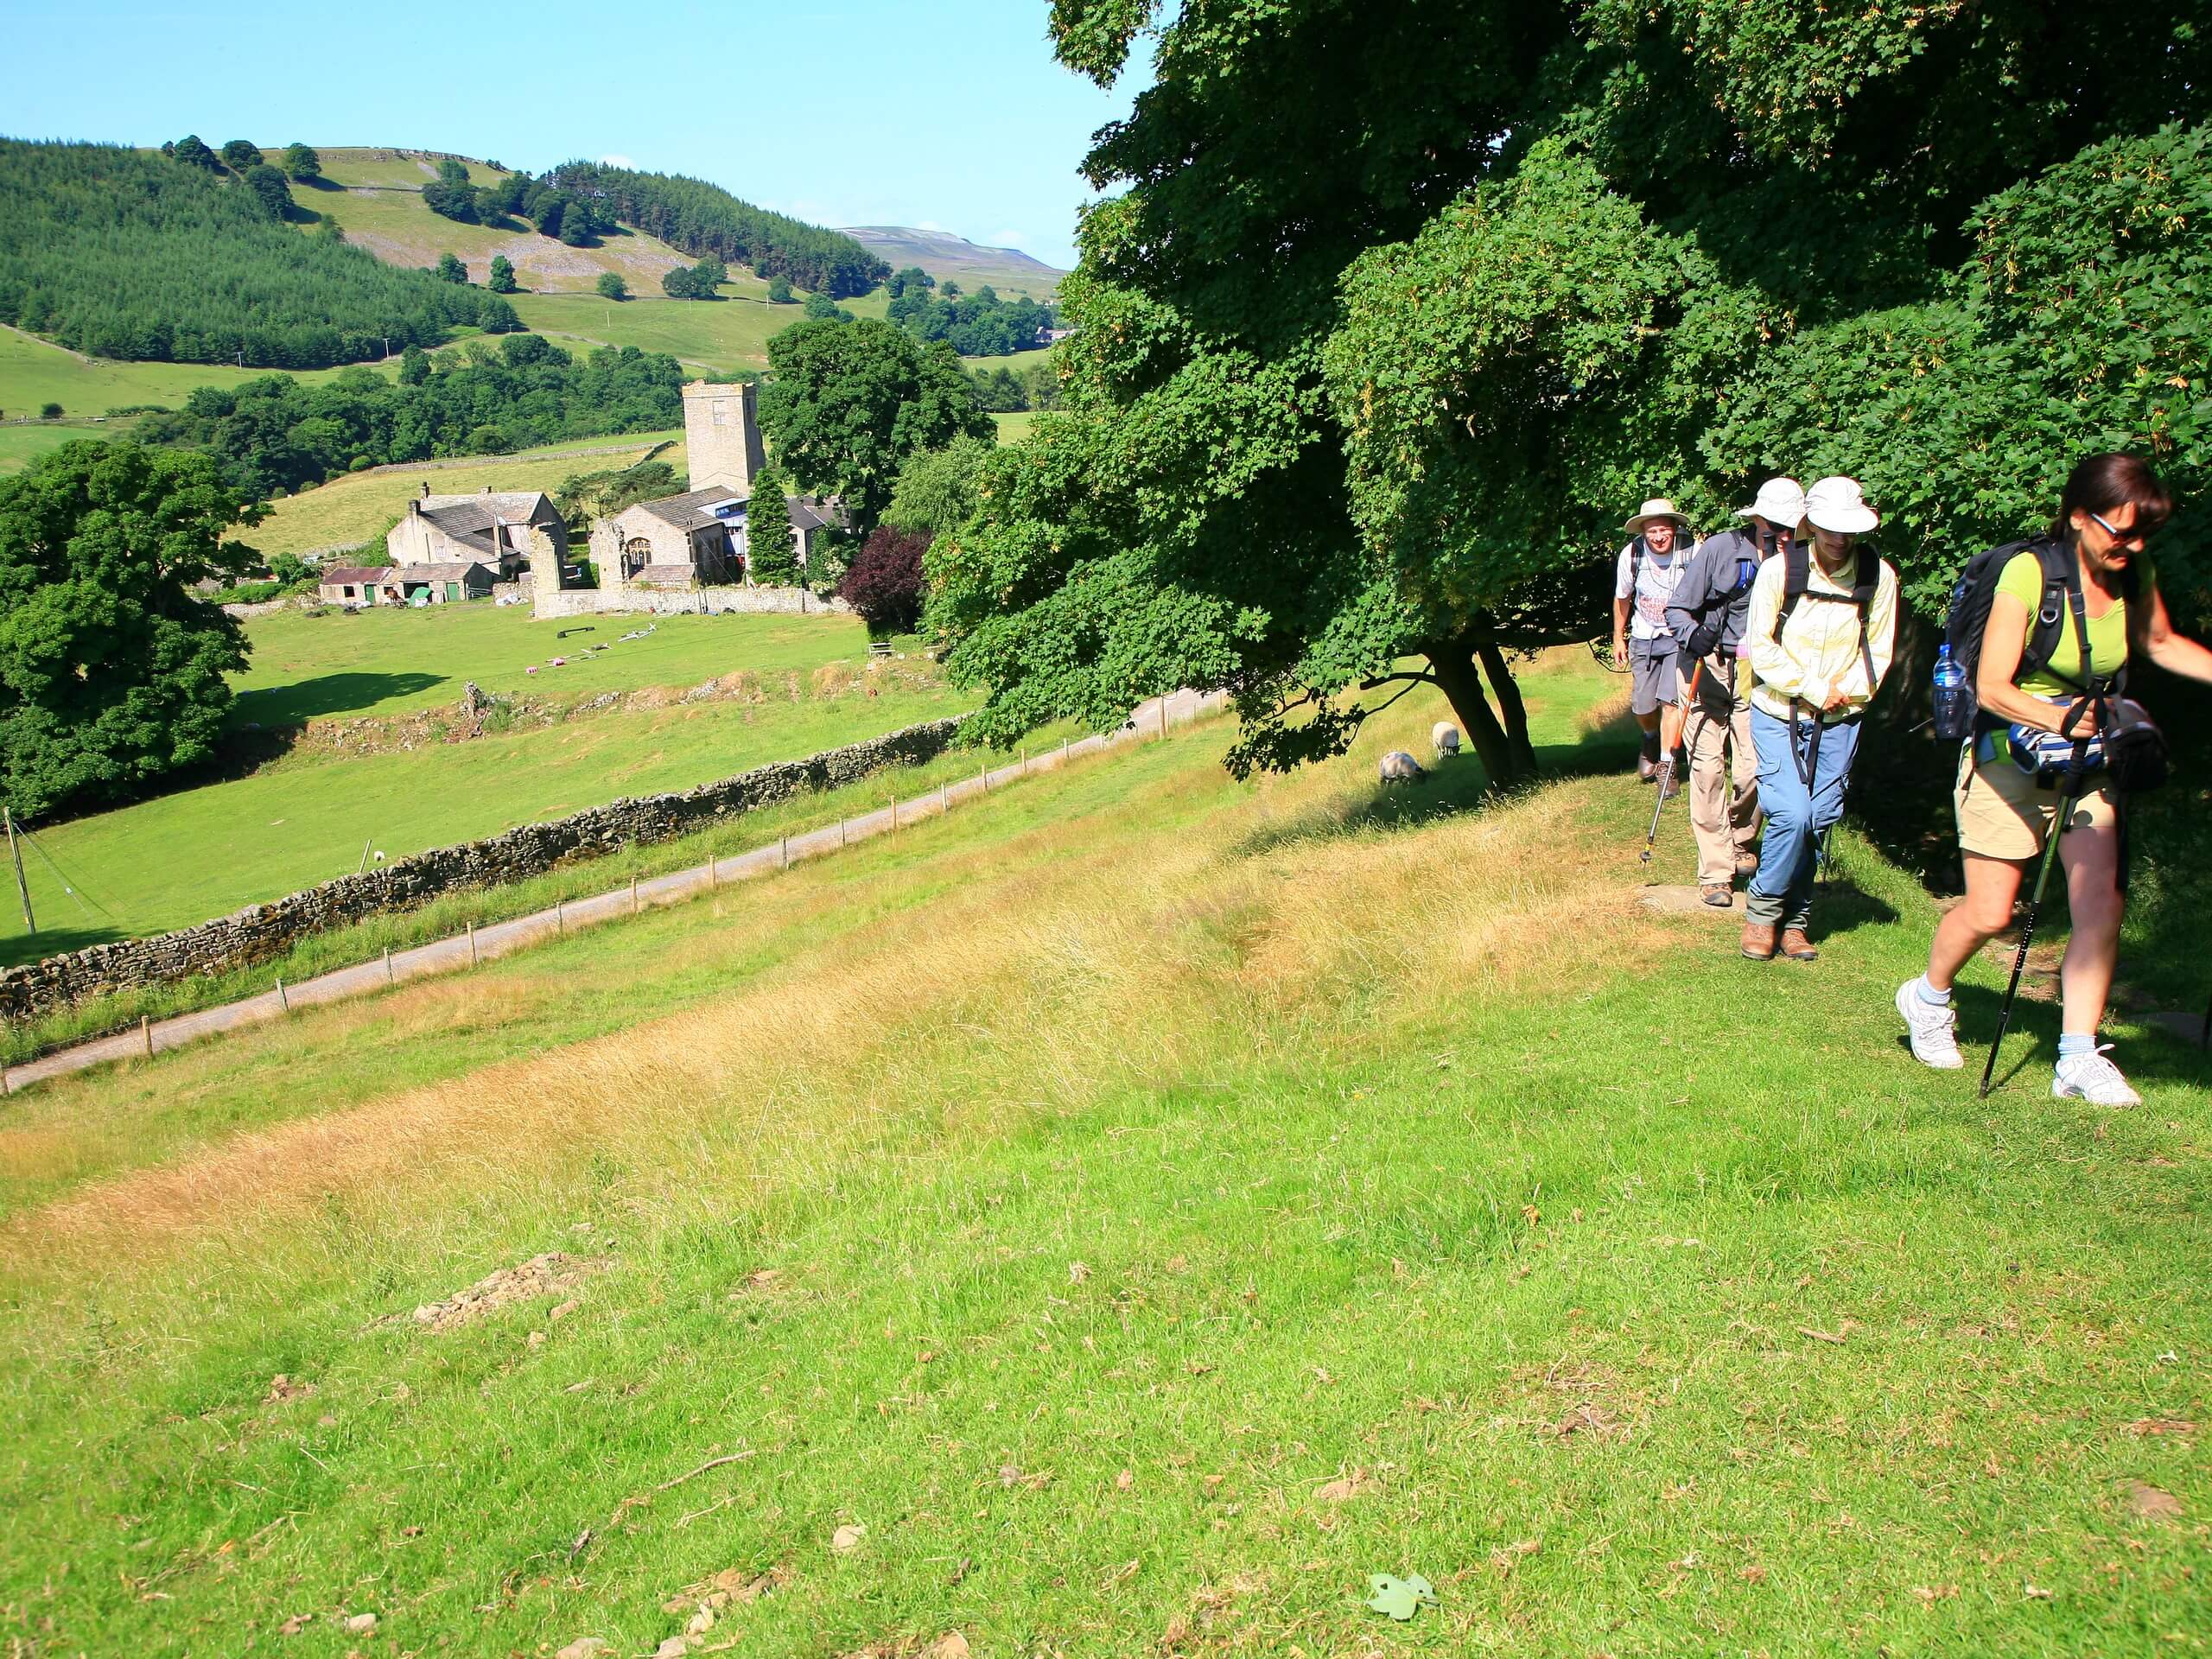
[631, 873, 639, 915]
[981, 763, 988, 793]
[780, 835, 789, 869]
[276, 975, 289, 1012]
[890, 793, 897, 830]
[940, 779, 948, 814]
[840, 817, 847, 849]
[556, 899, 563, 936]
[384, 947, 394, 983]
[467, 919, 477, 965]
[142, 1014, 154, 1058]
[1063, 737, 1070, 765]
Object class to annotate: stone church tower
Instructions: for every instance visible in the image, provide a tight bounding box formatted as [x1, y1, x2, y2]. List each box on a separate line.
[682, 380, 767, 495]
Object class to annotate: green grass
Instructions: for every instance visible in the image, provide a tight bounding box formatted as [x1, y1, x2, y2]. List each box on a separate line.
[227, 428, 683, 557]
[0, 419, 122, 474]
[0, 325, 390, 429]
[992, 411, 1038, 442]
[1, 608, 960, 967]
[508, 288, 892, 377]
[3, 655, 2207, 1654]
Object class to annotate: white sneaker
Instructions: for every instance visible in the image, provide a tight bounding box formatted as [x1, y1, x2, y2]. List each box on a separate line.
[2053, 1046, 2142, 1106]
[1896, 978, 1964, 1070]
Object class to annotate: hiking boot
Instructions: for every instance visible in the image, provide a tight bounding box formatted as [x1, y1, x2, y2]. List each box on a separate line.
[2053, 1046, 2142, 1107]
[1895, 978, 1964, 1070]
[1740, 920, 1777, 960]
[1637, 755, 1657, 783]
[1700, 884, 1733, 908]
[1734, 854, 1759, 880]
[1658, 768, 1681, 800]
[1779, 928, 1818, 961]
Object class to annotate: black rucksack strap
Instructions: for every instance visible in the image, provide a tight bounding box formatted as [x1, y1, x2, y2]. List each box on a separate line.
[1771, 541, 1877, 714]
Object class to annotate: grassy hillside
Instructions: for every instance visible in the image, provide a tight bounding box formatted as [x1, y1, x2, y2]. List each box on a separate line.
[227, 428, 684, 557]
[0, 324, 388, 426]
[506, 288, 891, 378]
[308, 149, 708, 296]
[4, 655, 2206, 1653]
[0, 606, 959, 967]
[843, 226, 1066, 299]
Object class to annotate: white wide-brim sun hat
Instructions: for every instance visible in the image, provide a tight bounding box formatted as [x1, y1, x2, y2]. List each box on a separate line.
[1735, 477, 1804, 525]
[1802, 475, 1878, 535]
[1622, 497, 1688, 535]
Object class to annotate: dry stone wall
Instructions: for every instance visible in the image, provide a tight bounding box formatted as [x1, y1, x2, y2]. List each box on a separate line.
[0, 716, 966, 1023]
[533, 586, 849, 620]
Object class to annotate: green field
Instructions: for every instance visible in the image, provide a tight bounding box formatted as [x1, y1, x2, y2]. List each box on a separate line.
[0, 607, 962, 966]
[0, 325, 390, 431]
[5, 655, 2207, 1653]
[991, 411, 1038, 442]
[228, 429, 685, 558]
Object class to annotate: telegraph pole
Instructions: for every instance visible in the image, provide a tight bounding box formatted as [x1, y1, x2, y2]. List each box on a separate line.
[3, 807, 33, 935]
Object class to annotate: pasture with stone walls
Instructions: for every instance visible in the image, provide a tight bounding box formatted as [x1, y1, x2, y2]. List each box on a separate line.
[0, 717, 964, 1023]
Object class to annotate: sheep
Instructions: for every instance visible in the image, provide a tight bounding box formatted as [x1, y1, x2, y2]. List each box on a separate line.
[1432, 721, 1462, 760]
[1378, 750, 1427, 785]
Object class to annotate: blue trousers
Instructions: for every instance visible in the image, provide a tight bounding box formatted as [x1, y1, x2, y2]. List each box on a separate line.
[1747, 709, 1861, 930]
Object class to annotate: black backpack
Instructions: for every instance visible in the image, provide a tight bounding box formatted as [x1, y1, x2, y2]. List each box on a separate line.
[1769, 537, 1880, 713]
[1936, 536, 2134, 741]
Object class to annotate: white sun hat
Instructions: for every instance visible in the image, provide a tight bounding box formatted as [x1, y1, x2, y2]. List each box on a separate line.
[1621, 497, 1688, 535]
[1802, 475, 1879, 535]
[1735, 477, 1804, 525]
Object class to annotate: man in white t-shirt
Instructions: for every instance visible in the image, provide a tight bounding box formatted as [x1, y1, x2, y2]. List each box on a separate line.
[1611, 497, 1691, 783]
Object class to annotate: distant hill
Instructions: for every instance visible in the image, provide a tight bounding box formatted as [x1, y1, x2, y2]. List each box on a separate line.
[840, 228, 1065, 300]
[0, 139, 512, 369]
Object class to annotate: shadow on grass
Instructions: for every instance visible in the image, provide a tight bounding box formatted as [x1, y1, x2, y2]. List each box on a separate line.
[1233, 727, 1641, 859]
[232, 671, 448, 725]
[0, 924, 125, 972]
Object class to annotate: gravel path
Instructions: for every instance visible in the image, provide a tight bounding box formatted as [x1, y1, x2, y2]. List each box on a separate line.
[2, 691, 1224, 1095]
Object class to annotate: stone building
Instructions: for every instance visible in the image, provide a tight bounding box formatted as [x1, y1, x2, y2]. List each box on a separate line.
[386, 487, 567, 578]
[318, 561, 495, 606]
[320, 564, 395, 606]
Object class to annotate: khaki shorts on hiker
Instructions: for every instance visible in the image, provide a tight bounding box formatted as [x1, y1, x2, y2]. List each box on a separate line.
[1953, 741, 2118, 861]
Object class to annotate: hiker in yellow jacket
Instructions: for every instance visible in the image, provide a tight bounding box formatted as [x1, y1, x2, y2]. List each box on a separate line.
[1739, 477, 1898, 961]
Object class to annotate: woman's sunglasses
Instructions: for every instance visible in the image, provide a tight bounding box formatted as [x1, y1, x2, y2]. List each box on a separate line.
[2089, 509, 2157, 549]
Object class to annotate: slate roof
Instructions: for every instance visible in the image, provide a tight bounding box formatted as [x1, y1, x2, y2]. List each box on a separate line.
[631, 486, 748, 533]
[320, 566, 392, 586]
[395, 562, 494, 583]
[789, 495, 846, 533]
[419, 490, 556, 520]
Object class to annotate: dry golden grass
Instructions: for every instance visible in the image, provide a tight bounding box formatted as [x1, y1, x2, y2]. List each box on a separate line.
[5, 696, 1633, 1294]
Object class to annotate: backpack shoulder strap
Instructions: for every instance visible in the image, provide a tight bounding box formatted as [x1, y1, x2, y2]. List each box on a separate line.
[1771, 537, 1812, 639]
[2018, 537, 2082, 688]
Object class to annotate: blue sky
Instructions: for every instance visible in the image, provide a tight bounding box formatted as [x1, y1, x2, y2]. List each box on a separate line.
[7, 0, 1145, 270]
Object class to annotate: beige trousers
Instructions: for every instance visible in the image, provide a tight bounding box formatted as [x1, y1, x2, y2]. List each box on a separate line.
[1681, 656, 1762, 885]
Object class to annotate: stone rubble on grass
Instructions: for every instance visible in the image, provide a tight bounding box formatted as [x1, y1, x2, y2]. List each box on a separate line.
[402, 1252, 610, 1333]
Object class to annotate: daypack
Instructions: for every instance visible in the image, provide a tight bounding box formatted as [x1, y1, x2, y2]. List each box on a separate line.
[1680, 530, 1767, 661]
[1769, 537, 1879, 715]
[1936, 536, 2137, 741]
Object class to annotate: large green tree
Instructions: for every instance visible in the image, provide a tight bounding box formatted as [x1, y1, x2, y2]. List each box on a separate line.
[757, 318, 991, 535]
[279, 142, 321, 182]
[0, 442, 263, 819]
[931, 1, 2210, 783]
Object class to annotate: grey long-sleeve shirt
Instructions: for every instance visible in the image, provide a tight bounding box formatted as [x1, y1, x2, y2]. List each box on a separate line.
[1663, 527, 1772, 657]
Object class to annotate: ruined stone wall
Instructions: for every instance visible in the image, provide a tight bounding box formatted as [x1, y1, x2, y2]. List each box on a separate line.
[0, 716, 965, 1023]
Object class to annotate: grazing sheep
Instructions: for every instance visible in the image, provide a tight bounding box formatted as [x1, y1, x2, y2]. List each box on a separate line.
[1432, 721, 1462, 760]
[1379, 750, 1427, 785]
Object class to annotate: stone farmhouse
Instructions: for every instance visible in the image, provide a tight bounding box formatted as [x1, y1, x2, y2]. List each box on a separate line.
[387, 487, 567, 579]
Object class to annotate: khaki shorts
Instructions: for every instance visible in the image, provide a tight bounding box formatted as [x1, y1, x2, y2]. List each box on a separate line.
[1954, 740, 2118, 861]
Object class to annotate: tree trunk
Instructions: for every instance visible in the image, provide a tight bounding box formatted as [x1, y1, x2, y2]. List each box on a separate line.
[1427, 642, 1527, 786]
[1476, 634, 1538, 777]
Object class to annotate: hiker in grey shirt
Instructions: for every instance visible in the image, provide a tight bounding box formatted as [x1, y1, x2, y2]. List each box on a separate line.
[1663, 478, 1802, 906]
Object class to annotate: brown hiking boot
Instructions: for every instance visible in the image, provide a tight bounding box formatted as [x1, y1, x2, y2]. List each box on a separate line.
[1740, 920, 1777, 960]
[1734, 853, 1759, 880]
[1780, 928, 1818, 961]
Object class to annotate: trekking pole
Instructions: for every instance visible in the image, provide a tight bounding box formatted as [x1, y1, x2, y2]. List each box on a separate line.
[1979, 764, 2087, 1098]
[1640, 661, 1702, 866]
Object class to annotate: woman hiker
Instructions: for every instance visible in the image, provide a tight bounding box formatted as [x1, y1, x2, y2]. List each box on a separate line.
[1611, 498, 1692, 787]
[1664, 477, 1802, 906]
[1739, 476, 1898, 961]
[1897, 454, 2212, 1104]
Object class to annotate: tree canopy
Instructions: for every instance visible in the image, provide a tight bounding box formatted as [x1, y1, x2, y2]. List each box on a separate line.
[757, 318, 992, 535]
[931, 0, 2212, 782]
[0, 442, 262, 820]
